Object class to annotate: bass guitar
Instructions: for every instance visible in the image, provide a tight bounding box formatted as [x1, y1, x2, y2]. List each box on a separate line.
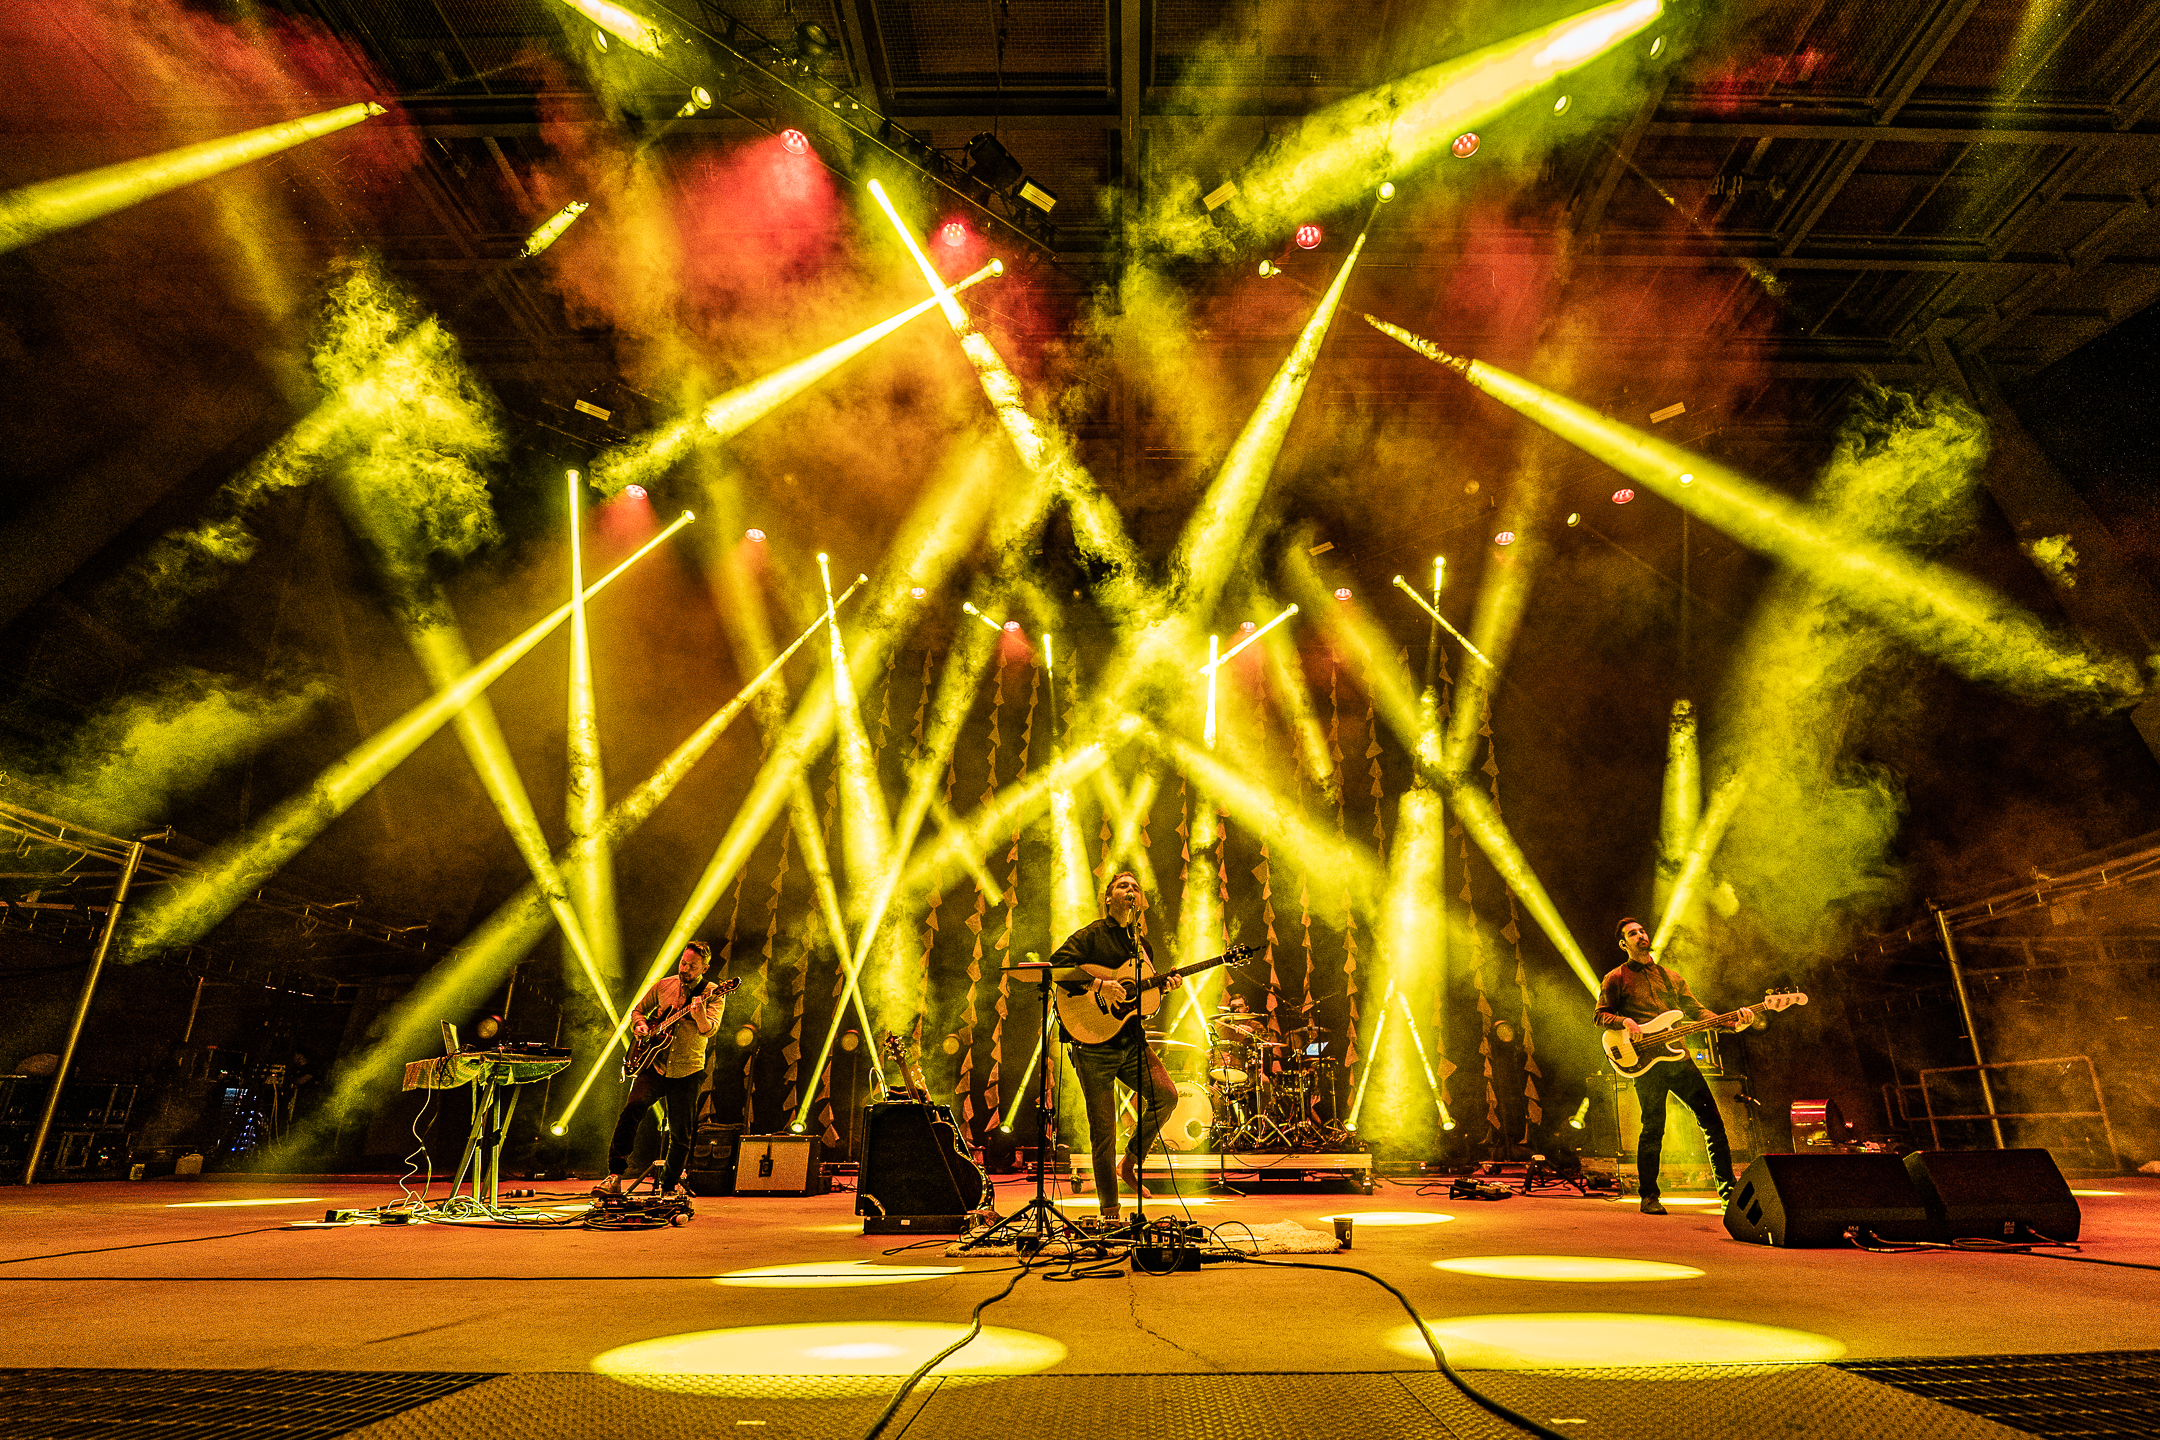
[1601, 988, 1807, 1079]
[1053, 941, 1258, 1046]
[620, 976, 743, 1079]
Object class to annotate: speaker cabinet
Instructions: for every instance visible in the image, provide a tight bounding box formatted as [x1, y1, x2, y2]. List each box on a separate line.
[1724, 1153, 1933, 1247]
[686, 1123, 744, 1196]
[1591, 1073, 1759, 1163]
[857, 1101, 989, 1234]
[733, 1134, 826, 1196]
[1905, 1148, 2082, 1242]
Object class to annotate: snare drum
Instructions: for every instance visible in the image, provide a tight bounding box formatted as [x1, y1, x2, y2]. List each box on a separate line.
[1206, 1042, 1250, 1086]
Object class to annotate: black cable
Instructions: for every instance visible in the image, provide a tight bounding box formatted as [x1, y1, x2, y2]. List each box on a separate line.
[860, 1259, 1033, 1440]
[0, 1227, 292, 1266]
[1221, 1254, 1572, 1440]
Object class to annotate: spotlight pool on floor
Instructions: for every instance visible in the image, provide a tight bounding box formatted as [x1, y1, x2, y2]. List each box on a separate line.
[164, 1197, 331, 1208]
[1434, 1256, 1704, 1282]
[715, 1261, 964, 1289]
[1392, 1313, 1844, 1369]
[595, 1322, 1066, 1396]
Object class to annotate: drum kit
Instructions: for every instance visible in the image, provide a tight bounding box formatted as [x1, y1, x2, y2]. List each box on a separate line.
[1141, 1008, 1353, 1153]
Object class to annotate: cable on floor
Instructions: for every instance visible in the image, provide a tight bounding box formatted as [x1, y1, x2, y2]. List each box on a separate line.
[1221, 1253, 1574, 1440]
[860, 1259, 1034, 1440]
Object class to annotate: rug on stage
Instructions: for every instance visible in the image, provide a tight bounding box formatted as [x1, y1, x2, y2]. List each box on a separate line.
[945, 1219, 1340, 1258]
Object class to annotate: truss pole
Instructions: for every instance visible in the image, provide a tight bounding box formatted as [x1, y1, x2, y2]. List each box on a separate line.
[1932, 903, 2004, 1149]
[22, 841, 145, 1185]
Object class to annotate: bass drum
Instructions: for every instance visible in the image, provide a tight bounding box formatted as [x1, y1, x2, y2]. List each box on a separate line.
[1162, 1080, 1215, 1152]
[1118, 1079, 1216, 1153]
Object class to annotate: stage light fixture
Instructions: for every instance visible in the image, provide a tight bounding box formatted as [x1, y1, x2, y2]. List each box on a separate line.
[1295, 224, 1323, 249]
[840, 1030, 859, 1052]
[623, 484, 647, 500]
[1378, 181, 1396, 200]
[746, 528, 766, 541]
[552, 1122, 567, 1135]
[1495, 531, 1516, 546]
[476, 1014, 501, 1039]
[1554, 94, 1571, 113]
[1570, 1096, 1589, 1129]
[941, 1033, 962, 1055]
[1258, 260, 1278, 277]
[965, 133, 1025, 192]
[1650, 34, 1666, 56]
[1240, 621, 1256, 633]
[735, 1025, 757, 1047]
[593, 28, 609, 49]
[1679, 472, 1694, 484]
[780, 129, 810, 155]
[519, 199, 589, 258]
[790, 1121, 805, 1133]
[1613, 488, 1634, 504]
[794, 20, 834, 60]
[1453, 133, 1481, 158]
[1018, 178, 1058, 214]
[1003, 620, 1021, 632]
[1335, 587, 1352, 601]
[939, 221, 965, 246]
[1567, 512, 1581, 526]
[909, 586, 927, 599]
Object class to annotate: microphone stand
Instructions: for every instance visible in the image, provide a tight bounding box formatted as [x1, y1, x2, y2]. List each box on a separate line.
[962, 960, 1086, 1254]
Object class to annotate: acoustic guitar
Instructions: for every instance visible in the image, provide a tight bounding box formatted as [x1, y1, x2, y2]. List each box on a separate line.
[1053, 941, 1258, 1046]
[619, 975, 743, 1079]
[1600, 988, 1807, 1079]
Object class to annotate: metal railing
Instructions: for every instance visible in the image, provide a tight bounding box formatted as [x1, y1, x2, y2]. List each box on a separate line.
[1918, 1054, 2118, 1162]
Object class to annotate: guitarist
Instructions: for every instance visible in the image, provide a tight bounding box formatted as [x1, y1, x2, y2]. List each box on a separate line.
[1050, 871, 1184, 1226]
[595, 940, 725, 1202]
[1596, 918, 1754, 1216]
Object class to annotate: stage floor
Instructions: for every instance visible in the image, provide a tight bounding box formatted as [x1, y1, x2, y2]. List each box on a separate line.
[3, 1171, 2157, 1438]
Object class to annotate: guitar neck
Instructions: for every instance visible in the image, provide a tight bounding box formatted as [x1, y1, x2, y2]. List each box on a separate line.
[1138, 952, 1236, 994]
[1658, 1008, 1747, 1043]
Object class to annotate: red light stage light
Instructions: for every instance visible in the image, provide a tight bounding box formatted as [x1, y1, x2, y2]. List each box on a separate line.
[1239, 621, 1256, 632]
[938, 221, 966, 246]
[1452, 133, 1481, 158]
[1612, 489, 1635, 505]
[623, 484, 647, 500]
[1002, 620, 1021, 632]
[746, 528, 767, 541]
[780, 130, 810, 156]
[909, 586, 927, 599]
[1334, 587, 1353, 602]
[1294, 224, 1322, 249]
[1495, 531, 1516, 546]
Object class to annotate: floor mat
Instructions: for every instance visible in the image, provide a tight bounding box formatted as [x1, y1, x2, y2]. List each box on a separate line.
[1835, 1351, 2160, 1438]
[0, 1369, 496, 1440]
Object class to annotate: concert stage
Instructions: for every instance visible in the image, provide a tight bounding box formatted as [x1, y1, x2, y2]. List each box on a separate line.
[4, 1173, 2157, 1439]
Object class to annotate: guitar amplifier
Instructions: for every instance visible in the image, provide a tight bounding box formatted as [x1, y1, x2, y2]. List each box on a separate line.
[734, 1134, 826, 1196]
[858, 1101, 989, 1234]
[687, 1123, 745, 1196]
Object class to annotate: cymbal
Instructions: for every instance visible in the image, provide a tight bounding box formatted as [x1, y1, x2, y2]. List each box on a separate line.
[1143, 1033, 1202, 1048]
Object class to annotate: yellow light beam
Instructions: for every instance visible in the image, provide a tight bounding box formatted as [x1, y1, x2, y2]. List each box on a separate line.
[1347, 985, 1392, 1131]
[591, 262, 1002, 494]
[566, 470, 621, 986]
[960, 601, 1005, 631]
[0, 101, 387, 255]
[1366, 315, 2147, 707]
[317, 584, 858, 1126]
[1651, 768, 1747, 957]
[1197, 603, 1300, 674]
[128, 512, 693, 957]
[1392, 576, 1493, 670]
[1148, 0, 1661, 254]
[1203, 635, 1221, 749]
[1655, 699, 1700, 920]
[1396, 987, 1442, 1100]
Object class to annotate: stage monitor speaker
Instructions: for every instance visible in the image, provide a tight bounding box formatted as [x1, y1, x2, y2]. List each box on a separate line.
[1905, 1148, 2082, 1242]
[734, 1134, 826, 1196]
[857, 1101, 985, 1233]
[686, 1122, 744, 1196]
[1724, 1153, 1932, 1247]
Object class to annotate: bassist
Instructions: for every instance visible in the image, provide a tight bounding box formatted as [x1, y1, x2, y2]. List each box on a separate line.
[1595, 918, 1754, 1216]
[1050, 871, 1183, 1225]
[596, 940, 725, 1202]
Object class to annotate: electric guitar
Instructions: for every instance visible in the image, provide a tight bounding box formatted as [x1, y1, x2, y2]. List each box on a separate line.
[1601, 989, 1807, 1079]
[881, 1031, 932, 1103]
[1053, 942, 1259, 1046]
[619, 976, 743, 1079]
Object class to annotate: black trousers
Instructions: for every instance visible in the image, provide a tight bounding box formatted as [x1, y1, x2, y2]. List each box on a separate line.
[609, 1069, 703, 1191]
[1068, 1026, 1177, 1214]
[1633, 1058, 1734, 1197]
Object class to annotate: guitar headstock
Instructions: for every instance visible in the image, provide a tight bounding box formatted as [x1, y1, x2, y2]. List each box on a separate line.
[1227, 942, 1260, 962]
[881, 1031, 908, 1068]
[1759, 988, 1808, 1012]
[714, 976, 744, 996]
